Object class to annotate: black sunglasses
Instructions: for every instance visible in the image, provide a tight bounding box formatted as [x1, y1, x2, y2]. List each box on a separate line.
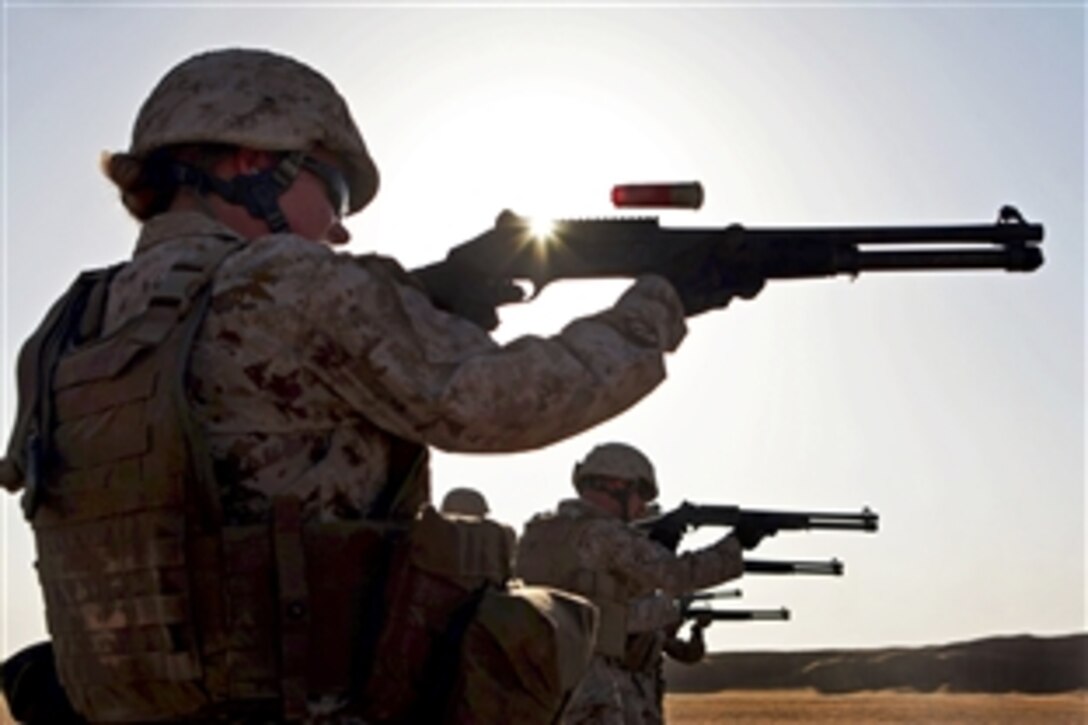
[300, 155, 350, 218]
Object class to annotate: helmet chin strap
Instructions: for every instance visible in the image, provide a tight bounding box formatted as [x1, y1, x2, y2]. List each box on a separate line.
[606, 484, 637, 523]
[171, 152, 305, 233]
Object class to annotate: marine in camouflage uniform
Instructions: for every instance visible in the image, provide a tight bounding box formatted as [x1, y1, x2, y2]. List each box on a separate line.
[439, 487, 518, 568]
[515, 443, 771, 725]
[106, 210, 685, 525]
[0, 48, 702, 723]
[94, 47, 689, 524]
[642, 617, 711, 724]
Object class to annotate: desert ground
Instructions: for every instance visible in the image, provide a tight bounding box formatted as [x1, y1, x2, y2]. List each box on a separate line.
[665, 689, 1088, 724]
[4, 690, 1086, 724]
[3, 634, 1085, 724]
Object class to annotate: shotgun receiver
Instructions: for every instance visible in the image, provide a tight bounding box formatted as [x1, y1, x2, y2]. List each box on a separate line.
[683, 607, 791, 622]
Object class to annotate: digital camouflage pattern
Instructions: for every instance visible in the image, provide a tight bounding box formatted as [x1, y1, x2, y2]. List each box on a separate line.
[644, 621, 710, 724]
[528, 499, 745, 597]
[517, 498, 743, 724]
[104, 211, 687, 524]
[129, 48, 380, 213]
[627, 591, 682, 633]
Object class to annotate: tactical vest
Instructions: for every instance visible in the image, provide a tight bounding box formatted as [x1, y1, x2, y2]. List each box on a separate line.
[516, 511, 629, 659]
[1, 241, 415, 721]
[2, 241, 596, 723]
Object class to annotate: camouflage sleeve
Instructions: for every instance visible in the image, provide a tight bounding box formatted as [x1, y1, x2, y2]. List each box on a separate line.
[663, 626, 706, 663]
[627, 591, 681, 633]
[582, 520, 745, 597]
[292, 249, 687, 451]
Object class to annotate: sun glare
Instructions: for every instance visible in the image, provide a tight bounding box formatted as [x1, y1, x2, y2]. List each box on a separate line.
[527, 216, 558, 243]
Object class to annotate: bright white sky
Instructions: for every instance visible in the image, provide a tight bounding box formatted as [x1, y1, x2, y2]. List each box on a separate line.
[1, 4, 1083, 660]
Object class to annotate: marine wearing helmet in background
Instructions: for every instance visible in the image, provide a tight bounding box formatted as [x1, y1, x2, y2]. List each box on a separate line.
[517, 442, 771, 724]
[573, 442, 659, 518]
[440, 487, 491, 517]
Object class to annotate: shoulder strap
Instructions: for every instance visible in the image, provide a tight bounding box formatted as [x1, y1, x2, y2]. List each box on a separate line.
[121, 241, 244, 531]
[12, 241, 242, 522]
[368, 438, 429, 520]
[3, 263, 123, 504]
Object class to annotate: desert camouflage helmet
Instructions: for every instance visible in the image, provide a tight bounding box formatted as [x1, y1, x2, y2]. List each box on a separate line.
[573, 443, 658, 501]
[127, 47, 379, 213]
[440, 487, 490, 517]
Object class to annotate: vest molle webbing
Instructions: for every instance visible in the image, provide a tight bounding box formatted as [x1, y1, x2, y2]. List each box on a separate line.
[26, 243, 258, 721]
[9, 239, 581, 723]
[17, 241, 424, 722]
[516, 513, 629, 659]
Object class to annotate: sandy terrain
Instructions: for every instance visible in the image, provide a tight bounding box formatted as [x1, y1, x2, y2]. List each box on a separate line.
[4, 689, 1086, 723]
[666, 633, 1087, 696]
[666, 689, 1088, 724]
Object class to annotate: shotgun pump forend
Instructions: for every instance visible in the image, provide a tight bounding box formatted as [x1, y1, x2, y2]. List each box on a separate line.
[685, 588, 743, 602]
[743, 558, 845, 576]
[412, 201, 1044, 329]
[677, 588, 743, 613]
[683, 607, 791, 622]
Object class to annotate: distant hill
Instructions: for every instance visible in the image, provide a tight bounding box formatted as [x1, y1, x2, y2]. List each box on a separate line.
[665, 632, 1088, 694]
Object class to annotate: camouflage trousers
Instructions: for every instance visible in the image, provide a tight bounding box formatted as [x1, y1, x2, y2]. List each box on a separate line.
[561, 656, 663, 725]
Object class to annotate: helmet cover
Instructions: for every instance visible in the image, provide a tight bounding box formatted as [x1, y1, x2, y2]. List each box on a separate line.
[440, 487, 490, 517]
[128, 47, 378, 213]
[573, 443, 658, 501]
